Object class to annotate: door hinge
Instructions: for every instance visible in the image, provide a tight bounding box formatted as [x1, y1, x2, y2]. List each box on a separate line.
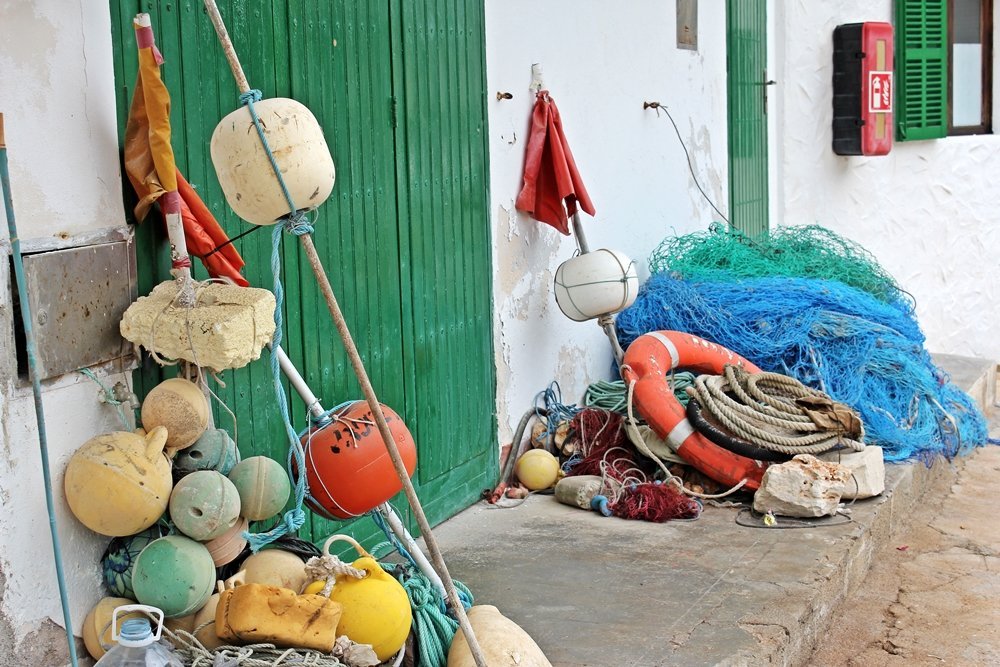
[391, 96, 398, 129]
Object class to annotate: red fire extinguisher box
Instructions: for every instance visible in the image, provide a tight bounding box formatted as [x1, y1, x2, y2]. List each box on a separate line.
[832, 22, 894, 156]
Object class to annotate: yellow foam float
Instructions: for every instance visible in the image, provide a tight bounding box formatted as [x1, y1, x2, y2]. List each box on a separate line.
[324, 535, 411, 662]
[514, 449, 560, 491]
[141, 377, 210, 452]
[64, 427, 172, 536]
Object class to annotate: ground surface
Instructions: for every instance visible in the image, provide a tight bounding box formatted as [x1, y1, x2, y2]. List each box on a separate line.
[809, 442, 1000, 666]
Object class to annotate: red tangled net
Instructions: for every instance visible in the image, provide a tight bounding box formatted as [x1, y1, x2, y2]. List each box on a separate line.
[565, 409, 700, 522]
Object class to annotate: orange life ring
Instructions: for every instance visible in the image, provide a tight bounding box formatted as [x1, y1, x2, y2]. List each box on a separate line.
[621, 330, 768, 491]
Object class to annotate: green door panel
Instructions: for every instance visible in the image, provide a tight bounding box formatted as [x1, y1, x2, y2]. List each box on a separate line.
[110, 1, 494, 546]
[726, 0, 769, 237]
[391, 0, 497, 529]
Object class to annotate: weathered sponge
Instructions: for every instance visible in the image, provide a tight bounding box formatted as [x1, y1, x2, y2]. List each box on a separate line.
[120, 281, 276, 372]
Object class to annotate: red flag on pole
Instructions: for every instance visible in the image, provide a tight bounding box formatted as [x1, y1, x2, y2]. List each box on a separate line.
[515, 91, 596, 235]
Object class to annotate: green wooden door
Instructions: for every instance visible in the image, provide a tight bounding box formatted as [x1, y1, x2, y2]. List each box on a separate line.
[726, 0, 769, 237]
[110, 1, 495, 544]
[391, 1, 497, 526]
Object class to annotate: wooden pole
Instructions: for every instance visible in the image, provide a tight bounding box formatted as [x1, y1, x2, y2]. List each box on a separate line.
[299, 234, 487, 667]
[202, 3, 488, 664]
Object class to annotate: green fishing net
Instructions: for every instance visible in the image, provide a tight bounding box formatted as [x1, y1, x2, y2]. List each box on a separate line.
[648, 223, 907, 305]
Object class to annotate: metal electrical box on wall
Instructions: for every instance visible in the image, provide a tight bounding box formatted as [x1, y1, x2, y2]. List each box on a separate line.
[17, 240, 137, 379]
[832, 22, 894, 156]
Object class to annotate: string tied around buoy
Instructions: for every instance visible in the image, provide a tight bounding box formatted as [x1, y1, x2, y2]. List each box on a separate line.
[303, 546, 367, 598]
[242, 81, 319, 551]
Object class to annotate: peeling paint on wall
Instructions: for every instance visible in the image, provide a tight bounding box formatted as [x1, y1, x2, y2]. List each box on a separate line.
[0, 0, 130, 651]
[485, 0, 731, 439]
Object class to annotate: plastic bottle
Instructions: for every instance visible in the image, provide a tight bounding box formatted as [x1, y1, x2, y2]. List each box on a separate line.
[94, 605, 183, 667]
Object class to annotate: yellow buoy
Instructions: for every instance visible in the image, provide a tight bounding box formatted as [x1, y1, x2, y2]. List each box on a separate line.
[324, 535, 411, 661]
[82, 597, 142, 660]
[141, 378, 210, 452]
[514, 449, 560, 491]
[64, 427, 172, 536]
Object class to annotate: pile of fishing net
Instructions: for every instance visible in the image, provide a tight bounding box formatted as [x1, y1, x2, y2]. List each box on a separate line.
[616, 224, 988, 462]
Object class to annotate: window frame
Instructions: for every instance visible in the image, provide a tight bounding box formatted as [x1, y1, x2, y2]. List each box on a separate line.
[947, 0, 994, 134]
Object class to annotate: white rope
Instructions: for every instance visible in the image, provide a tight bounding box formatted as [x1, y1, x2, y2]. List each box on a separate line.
[304, 554, 367, 597]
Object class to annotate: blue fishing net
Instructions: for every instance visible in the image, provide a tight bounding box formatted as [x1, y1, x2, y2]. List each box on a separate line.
[616, 273, 988, 461]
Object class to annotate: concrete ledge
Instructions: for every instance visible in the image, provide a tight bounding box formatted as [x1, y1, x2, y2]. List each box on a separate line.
[429, 356, 994, 667]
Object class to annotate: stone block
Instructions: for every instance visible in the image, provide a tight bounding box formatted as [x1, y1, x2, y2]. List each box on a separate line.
[819, 445, 885, 499]
[120, 281, 275, 371]
[753, 454, 851, 518]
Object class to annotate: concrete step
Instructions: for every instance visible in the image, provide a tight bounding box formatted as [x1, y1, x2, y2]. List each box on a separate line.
[429, 356, 996, 667]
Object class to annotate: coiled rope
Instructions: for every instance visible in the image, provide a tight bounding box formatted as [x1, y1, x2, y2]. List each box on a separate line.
[689, 365, 865, 455]
[585, 373, 696, 414]
[372, 507, 474, 667]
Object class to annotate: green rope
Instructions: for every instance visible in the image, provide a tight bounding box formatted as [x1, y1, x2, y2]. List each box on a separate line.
[585, 373, 697, 414]
[387, 565, 473, 667]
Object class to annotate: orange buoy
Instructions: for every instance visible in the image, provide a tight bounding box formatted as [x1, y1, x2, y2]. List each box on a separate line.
[621, 330, 769, 491]
[296, 402, 416, 519]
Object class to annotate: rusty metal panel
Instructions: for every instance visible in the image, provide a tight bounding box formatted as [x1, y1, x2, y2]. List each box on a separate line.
[22, 240, 136, 379]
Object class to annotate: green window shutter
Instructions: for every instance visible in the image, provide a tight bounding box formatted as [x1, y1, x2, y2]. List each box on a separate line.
[895, 0, 948, 140]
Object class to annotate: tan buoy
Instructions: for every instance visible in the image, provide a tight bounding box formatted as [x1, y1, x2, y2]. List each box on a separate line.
[210, 98, 335, 226]
[204, 516, 249, 566]
[64, 427, 172, 536]
[238, 548, 308, 593]
[192, 582, 227, 650]
[82, 597, 143, 660]
[141, 378, 210, 453]
[448, 605, 552, 667]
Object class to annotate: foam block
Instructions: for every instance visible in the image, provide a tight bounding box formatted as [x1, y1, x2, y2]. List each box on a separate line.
[121, 281, 275, 371]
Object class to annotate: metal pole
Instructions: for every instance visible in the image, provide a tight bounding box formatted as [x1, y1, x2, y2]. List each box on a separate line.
[571, 211, 590, 254]
[0, 114, 79, 667]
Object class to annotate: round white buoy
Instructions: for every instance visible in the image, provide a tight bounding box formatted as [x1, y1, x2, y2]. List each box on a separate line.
[553, 249, 638, 322]
[210, 98, 335, 226]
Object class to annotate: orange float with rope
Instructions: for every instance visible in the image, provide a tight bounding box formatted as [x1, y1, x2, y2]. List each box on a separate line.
[620, 330, 769, 491]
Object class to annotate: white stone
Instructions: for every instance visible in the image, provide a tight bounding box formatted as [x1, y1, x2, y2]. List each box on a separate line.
[120, 281, 276, 371]
[818, 446, 885, 499]
[753, 454, 851, 518]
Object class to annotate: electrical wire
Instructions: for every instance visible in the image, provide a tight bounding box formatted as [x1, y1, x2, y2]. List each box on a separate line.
[646, 102, 730, 224]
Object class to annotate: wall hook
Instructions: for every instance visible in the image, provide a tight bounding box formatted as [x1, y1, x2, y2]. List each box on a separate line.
[496, 92, 513, 101]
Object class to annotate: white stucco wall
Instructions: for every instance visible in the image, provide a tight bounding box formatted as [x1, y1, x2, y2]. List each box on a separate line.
[485, 0, 730, 442]
[775, 0, 1000, 362]
[0, 0, 130, 656]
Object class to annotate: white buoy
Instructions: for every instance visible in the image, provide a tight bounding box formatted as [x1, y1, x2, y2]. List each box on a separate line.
[210, 98, 335, 226]
[553, 249, 638, 321]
